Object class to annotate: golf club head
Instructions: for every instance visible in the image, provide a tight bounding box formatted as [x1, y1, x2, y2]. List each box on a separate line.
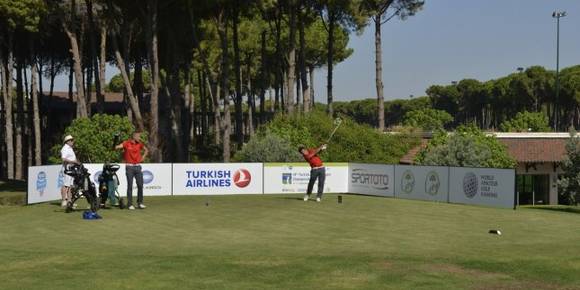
[333, 117, 342, 126]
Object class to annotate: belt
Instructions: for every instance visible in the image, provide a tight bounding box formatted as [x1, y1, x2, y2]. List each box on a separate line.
[126, 163, 141, 166]
[312, 166, 325, 170]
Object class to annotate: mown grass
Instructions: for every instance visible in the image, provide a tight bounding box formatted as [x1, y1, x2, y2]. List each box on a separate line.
[0, 180, 26, 205]
[0, 194, 579, 290]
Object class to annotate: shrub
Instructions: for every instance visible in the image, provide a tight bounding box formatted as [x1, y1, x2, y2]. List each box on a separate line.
[416, 125, 516, 168]
[233, 130, 302, 162]
[403, 108, 453, 131]
[500, 111, 551, 132]
[236, 112, 419, 163]
[48, 114, 141, 164]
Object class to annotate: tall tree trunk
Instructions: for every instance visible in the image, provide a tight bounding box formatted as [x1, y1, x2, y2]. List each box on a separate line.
[31, 48, 41, 165]
[1, 34, 14, 179]
[246, 59, 254, 136]
[259, 30, 267, 123]
[63, 22, 89, 118]
[96, 26, 106, 113]
[205, 72, 221, 145]
[299, 7, 310, 113]
[199, 69, 208, 140]
[146, 0, 161, 161]
[15, 61, 23, 180]
[217, 9, 231, 162]
[286, 1, 296, 113]
[309, 65, 315, 107]
[326, 12, 335, 116]
[111, 32, 145, 130]
[168, 65, 184, 162]
[232, 3, 243, 147]
[374, 16, 385, 131]
[269, 87, 274, 113]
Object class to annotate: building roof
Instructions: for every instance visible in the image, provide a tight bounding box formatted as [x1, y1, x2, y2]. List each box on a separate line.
[499, 138, 567, 163]
[43, 91, 125, 103]
[399, 132, 570, 164]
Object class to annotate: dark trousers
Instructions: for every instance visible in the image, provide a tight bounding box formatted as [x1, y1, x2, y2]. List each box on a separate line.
[126, 165, 143, 206]
[306, 167, 326, 198]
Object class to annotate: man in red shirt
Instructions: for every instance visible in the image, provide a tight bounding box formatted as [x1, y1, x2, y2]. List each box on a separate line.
[298, 144, 327, 202]
[115, 131, 149, 210]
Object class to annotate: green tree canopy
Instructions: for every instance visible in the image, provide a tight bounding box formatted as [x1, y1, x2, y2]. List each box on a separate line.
[499, 111, 551, 132]
[403, 108, 453, 131]
[416, 125, 516, 168]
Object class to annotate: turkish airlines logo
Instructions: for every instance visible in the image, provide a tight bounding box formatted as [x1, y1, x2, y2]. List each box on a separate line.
[233, 169, 251, 188]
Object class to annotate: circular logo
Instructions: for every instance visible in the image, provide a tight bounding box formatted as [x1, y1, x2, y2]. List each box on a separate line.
[57, 170, 64, 188]
[425, 171, 441, 196]
[94, 171, 103, 184]
[463, 172, 478, 198]
[401, 170, 415, 194]
[36, 171, 47, 195]
[143, 170, 154, 184]
[233, 169, 252, 188]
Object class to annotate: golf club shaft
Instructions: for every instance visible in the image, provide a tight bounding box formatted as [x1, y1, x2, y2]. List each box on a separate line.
[325, 124, 341, 144]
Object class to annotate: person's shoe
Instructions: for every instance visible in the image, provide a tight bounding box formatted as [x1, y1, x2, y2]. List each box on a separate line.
[316, 197, 321, 202]
[61, 200, 68, 208]
[303, 195, 309, 201]
[138, 204, 147, 209]
[128, 205, 135, 210]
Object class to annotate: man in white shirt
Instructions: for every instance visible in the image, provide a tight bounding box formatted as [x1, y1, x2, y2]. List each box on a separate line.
[60, 135, 79, 207]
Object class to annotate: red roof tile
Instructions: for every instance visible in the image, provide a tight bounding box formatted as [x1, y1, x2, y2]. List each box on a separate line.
[499, 138, 567, 163]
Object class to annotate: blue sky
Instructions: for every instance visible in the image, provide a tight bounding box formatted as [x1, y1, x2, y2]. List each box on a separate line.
[51, 0, 580, 103]
[313, 0, 580, 102]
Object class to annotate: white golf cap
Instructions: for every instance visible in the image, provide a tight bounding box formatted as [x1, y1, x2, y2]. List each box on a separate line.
[63, 135, 74, 144]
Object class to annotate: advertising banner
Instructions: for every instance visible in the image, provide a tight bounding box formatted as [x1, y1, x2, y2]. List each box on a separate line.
[27, 165, 63, 204]
[348, 163, 394, 197]
[394, 165, 449, 202]
[448, 167, 515, 208]
[172, 163, 263, 195]
[263, 163, 348, 194]
[86, 163, 173, 197]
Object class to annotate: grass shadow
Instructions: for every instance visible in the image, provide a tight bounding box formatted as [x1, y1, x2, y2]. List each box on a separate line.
[526, 206, 580, 215]
[0, 180, 26, 192]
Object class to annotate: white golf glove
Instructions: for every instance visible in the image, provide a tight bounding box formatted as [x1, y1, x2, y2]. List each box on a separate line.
[321, 144, 327, 150]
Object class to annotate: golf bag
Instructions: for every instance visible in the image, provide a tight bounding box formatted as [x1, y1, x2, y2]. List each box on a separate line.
[64, 163, 99, 213]
[98, 163, 124, 209]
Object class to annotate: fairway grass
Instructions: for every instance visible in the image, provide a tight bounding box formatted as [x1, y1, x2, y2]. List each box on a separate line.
[1, 194, 579, 290]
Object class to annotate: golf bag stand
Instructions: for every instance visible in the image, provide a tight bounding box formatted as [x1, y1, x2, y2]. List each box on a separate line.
[98, 163, 124, 209]
[64, 164, 99, 213]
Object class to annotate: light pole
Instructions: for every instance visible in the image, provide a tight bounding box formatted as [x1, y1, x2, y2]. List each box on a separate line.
[553, 10, 566, 130]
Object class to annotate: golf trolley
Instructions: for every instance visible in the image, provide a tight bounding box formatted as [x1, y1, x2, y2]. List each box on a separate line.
[64, 163, 99, 213]
[98, 163, 125, 209]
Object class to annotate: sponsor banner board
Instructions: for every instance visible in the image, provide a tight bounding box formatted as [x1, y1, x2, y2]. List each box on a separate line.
[348, 163, 394, 197]
[263, 163, 348, 194]
[449, 167, 515, 208]
[27, 165, 63, 204]
[394, 165, 449, 202]
[87, 163, 173, 197]
[172, 163, 263, 195]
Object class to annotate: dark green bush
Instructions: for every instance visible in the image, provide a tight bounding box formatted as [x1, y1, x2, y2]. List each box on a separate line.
[49, 114, 141, 164]
[235, 112, 419, 163]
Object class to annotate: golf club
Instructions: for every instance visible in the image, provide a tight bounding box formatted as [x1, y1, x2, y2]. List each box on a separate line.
[325, 117, 343, 144]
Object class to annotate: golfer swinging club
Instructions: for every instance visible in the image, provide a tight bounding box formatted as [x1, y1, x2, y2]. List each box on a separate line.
[115, 131, 149, 210]
[299, 144, 327, 202]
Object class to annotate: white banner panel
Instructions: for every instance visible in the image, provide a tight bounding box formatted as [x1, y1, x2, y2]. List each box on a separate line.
[87, 163, 173, 197]
[449, 167, 515, 208]
[172, 163, 263, 195]
[263, 163, 348, 194]
[394, 165, 449, 202]
[348, 163, 394, 197]
[27, 165, 63, 204]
